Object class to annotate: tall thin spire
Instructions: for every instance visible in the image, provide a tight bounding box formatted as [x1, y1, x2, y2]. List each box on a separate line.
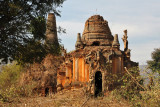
[46, 13, 59, 48]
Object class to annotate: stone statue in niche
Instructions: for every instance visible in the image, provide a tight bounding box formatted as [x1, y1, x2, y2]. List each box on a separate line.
[125, 48, 131, 60]
[122, 29, 128, 52]
[95, 49, 103, 66]
[85, 51, 93, 64]
[85, 52, 95, 80]
[107, 50, 114, 63]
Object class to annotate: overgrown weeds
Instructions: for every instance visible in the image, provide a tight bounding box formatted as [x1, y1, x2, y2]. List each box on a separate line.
[0, 62, 36, 103]
[109, 67, 160, 107]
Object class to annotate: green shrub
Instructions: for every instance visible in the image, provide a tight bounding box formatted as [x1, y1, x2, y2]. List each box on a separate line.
[109, 67, 160, 107]
[0, 62, 40, 103]
[111, 67, 144, 106]
[0, 84, 19, 102]
[141, 77, 160, 107]
[16, 82, 38, 97]
[0, 62, 38, 102]
[0, 62, 22, 88]
[0, 62, 23, 102]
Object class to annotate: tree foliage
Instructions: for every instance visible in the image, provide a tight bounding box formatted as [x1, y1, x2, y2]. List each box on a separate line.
[29, 16, 46, 41]
[147, 48, 160, 74]
[0, 0, 65, 63]
[15, 40, 47, 64]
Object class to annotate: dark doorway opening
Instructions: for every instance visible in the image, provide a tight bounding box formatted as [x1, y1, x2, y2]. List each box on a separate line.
[45, 87, 49, 97]
[95, 71, 102, 97]
[92, 41, 100, 46]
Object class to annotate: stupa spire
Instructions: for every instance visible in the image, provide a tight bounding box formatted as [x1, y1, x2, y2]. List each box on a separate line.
[45, 13, 59, 49]
[75, 33, 83, 49]
[112, 34, 120, 48]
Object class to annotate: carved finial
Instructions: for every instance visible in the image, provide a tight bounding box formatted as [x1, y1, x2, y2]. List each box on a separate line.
[112, 34, 120, 49]
[124, 29, 127, 36]
[122, 29, 128, 51]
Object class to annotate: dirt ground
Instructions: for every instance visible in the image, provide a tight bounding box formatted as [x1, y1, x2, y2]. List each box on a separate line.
[0, 88, 130, 107]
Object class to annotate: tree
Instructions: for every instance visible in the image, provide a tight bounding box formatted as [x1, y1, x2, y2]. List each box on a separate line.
[15, 16, 47, 64]
[147, 48, 160, 74]
[0, 0, 65, 63]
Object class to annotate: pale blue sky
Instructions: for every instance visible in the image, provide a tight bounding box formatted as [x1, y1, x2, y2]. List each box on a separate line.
[55, 0, 160, 65]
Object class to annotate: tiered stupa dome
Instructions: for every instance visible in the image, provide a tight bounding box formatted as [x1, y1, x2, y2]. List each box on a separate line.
[81, 15, 114, 46]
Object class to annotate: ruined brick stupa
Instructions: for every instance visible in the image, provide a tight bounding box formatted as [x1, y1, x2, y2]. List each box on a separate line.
[46, 13, 138, 95]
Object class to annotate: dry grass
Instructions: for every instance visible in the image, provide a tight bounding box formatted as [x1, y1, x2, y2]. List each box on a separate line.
[0, 88, 130, 107]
